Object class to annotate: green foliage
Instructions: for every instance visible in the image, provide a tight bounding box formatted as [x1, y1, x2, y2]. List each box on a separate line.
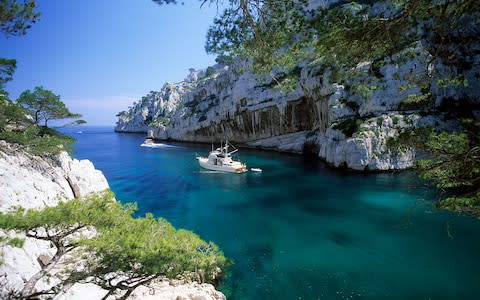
[392, 115, 400, 126]
[196, 66, 217, 82]
[63, 119, 87, 126]
[0, 97, 31, 131]
[354, 84, 378, 98]
[7, 237, 25, 248]
[392, 125, 480, 217]
[398, 83, 417, 92]
[215, 54, 234, 65]
[396, 48, 418, 65]
[437, 76, 469, 88]
[1, 92, 76, 155]
[399, 92, 432, 109]
[0, 191, 228, 296]
[0, 191, 122, 232]
[0, 58, 17, 88]
[199, 0, 478, 92]
[150, 117, 170, 127]
[0, 0, 40, 36]
[311, 5, 402, 67]
[116, 110, 128, 117]
[82, 213, 226, 284]
[0, 124, 75, 155]
[332, 118, 363, 137]
[440, 193, 480, 216]
[205, 1, 311, 91]
[0, 236, 25, 248]
[17, 86, 82, 127]
[205, 66, 216, 77]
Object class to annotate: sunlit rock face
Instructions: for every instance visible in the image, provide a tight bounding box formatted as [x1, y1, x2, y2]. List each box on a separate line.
[0, 142, 109, 212]
[0, 143, 109, 297]
[116, 3, 480, 171]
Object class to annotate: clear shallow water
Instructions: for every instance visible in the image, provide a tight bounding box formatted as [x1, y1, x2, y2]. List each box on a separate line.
[61, 126, 480, 299]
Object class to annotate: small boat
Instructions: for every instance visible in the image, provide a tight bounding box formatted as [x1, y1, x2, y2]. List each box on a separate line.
[143, 138, 154, 144]
[196, 140, 247, 173]
[250, 168, 262, 172]
[141, 138, 163, 148]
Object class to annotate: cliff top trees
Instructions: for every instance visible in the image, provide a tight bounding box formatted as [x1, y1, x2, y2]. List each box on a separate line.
[17, 86, 82, 127]
[0, 86, 83, 155]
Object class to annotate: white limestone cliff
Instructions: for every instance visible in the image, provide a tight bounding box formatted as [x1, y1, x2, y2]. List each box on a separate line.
[115, 44, 479, 171]
[115, 3, 479, 171]
[0, 142, 226, 300]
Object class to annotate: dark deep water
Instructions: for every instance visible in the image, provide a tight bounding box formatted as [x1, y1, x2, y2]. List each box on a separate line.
[61, 126, 480, 299]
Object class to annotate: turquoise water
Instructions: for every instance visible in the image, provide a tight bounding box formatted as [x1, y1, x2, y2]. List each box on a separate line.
[62, 126, 480, 299]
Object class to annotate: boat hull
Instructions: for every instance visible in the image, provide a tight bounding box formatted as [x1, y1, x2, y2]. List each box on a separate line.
[197, 157, 247, 173]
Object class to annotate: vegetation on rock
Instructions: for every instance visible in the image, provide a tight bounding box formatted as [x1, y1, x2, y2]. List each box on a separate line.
[0, 89, 82, 155]
[390, 123, 480, 217]
[0, 191, 228, 299]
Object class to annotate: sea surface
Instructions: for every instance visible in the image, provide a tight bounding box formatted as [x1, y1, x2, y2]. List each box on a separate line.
[61, 126, 480, 299]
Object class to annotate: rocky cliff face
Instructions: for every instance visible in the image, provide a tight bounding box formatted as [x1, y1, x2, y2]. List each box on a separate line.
[0, 142, 226, 300]
[115, 69, 206, 134]
[115, 3, 480, 171]
[116, 41, 480, 171]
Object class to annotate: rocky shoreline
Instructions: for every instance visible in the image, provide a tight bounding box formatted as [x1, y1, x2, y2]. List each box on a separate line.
[0, 141, 226, 300]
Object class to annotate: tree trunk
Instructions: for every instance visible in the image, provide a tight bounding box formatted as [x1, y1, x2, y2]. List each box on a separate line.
[20, 245, 65, 298]
[34, 110, 40, 125]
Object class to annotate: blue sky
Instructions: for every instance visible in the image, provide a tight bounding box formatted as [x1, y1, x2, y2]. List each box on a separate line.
[1, 0, 221, 125]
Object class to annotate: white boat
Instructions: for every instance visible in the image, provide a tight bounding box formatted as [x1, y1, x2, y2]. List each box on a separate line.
[196, 140, 247, 173]
[141, 138, 163, 148]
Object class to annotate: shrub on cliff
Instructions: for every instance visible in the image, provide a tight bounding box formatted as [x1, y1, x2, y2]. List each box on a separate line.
[0, 190, 228, 299]
[389, 123, 480, 217]
[0, 87, 83, 155]
[0, 96, 30, 131]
